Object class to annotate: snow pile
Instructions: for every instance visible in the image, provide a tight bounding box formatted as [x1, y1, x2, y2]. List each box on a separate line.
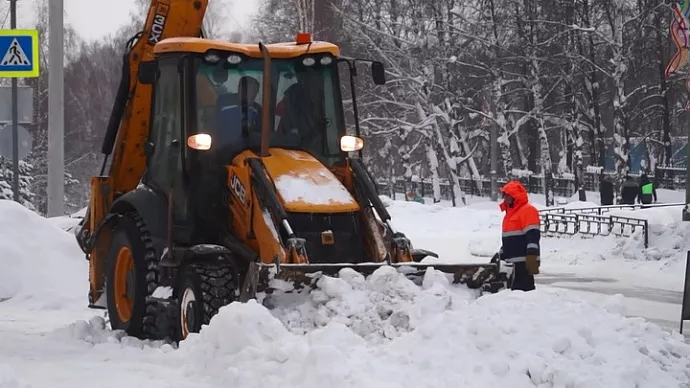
[0, 365, 27, 388]
[179, 278, 690, 388]
[263, 266, 475, 343]
[0, 200, 87, 307]
[538, 205, 689, 270]
[45, 207, 85, 234]
[609, 206, 690, 262]
[51, 315, 177, 354]
[46, 216, 82, 235]
[53, 316, 129, 346]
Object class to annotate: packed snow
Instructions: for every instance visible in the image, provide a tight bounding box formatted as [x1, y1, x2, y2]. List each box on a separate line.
[0, 200, 86, 307]
[1, 191, 690, 387]
[177, 286, 690, 388]
[274, 172, 356, 206]
[262, 266, 473, 343]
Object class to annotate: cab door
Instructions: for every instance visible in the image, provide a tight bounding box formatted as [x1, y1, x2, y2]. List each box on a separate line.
[145, 57, 189, 226]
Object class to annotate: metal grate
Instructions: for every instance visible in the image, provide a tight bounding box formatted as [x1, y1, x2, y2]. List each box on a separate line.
[286, 212, 370, 264]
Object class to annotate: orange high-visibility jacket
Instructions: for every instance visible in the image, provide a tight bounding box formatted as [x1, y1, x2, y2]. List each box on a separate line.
[498, 181, 541, 263]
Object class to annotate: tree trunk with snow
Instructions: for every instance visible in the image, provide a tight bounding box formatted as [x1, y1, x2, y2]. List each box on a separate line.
[489, 78, 513, 177]
[425, 143, 442, 203]
[608, 3, 631, 186]
[293, 0, 315, 33]
[571, 100, 587, 202]
[527, 55, 555, 206]
[538, 123, 554, 206]
[653, 6, 673, 176]
[414, 101, 470, 205]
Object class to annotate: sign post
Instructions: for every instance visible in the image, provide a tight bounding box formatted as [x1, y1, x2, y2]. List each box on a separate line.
[0, 1, 40, 203]
[0, 86, 33, 124]
[680, 251, 690, 334]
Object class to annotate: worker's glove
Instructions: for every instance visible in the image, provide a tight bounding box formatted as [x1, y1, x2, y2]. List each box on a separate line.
[526, 255, 540, 275]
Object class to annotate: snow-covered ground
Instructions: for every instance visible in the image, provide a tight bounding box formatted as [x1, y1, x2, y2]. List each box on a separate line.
[2, 190, 690, 387]
[384, 188, 690, 331]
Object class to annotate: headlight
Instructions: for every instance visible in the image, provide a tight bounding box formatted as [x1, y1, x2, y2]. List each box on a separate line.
[227, 54, 242, 64]
[204, 53, 220, 63]
[320, 56, 333, 65]
[187, 134, 212, 151]
[302, 57, 316, 66]
[340, 135, 364, 152]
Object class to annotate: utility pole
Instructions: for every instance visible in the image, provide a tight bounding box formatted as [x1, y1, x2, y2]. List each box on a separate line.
[47, 0, 64, 216]
[685, 130, 690, 220]
[9, 0, 18, 202]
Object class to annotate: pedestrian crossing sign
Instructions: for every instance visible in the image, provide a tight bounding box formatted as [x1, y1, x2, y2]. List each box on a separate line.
[0, 30, 39, 78]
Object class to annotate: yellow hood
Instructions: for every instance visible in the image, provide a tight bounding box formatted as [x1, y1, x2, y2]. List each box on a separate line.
[261, 148, 360, 213]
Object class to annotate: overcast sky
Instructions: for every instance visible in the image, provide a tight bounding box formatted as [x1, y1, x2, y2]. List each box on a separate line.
[9, 0, 259, 42]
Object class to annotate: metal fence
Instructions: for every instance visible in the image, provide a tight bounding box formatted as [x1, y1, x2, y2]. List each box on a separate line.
[537, 203, 684, 248]
[374, 166, 689, 203]
[375, 175, 576, 202]
[539, 211, 649, 248]
[539, 202, 685, 216]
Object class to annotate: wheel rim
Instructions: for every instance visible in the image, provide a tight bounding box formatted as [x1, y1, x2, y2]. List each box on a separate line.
[113, 246, 135, 322]
[180, 287, 197, 339]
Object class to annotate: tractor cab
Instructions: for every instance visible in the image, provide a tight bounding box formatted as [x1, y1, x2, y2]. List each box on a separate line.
[138, 34, 385, 168]
[135, 34, 386, 245]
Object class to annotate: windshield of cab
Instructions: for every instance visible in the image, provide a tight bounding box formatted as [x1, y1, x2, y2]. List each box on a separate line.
[193, 54, 346, 166]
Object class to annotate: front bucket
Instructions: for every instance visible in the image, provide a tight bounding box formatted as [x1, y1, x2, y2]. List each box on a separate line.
[238, 261, 507, 301]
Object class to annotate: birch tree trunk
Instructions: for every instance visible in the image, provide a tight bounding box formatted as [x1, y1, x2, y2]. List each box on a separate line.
[426, 144, 442, 203]
[609, 4, 630, 186]
[294, 0, 315, 33]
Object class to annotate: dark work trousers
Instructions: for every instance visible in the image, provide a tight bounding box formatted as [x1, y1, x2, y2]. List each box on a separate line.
[510, 262, 535, 291]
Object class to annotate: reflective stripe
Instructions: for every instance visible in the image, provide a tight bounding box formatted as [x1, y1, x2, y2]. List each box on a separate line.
[524, 225, 540, 232]
[505, 256, 540, 264]
[502, 224, 541, 238]
[527, 243, 539, 249]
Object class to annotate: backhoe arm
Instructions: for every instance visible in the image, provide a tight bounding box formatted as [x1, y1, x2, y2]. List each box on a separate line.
[81, 0, 207, 247]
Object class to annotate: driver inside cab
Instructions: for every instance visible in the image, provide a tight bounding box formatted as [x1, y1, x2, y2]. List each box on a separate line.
[214, 76, 262, 147]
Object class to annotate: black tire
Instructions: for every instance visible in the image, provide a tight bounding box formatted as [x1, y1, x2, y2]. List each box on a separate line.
[105, 212, 165, 339]
[175, 260, 237, 341]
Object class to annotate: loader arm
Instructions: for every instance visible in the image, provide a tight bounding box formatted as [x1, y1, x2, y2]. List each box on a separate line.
[80, 0, 208, 248]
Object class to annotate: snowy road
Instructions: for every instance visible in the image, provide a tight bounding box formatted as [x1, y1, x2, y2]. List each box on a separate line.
[538, 271, 684, 332]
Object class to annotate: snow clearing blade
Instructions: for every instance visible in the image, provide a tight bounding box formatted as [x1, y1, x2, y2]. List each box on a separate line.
[239, 261, 507, 301]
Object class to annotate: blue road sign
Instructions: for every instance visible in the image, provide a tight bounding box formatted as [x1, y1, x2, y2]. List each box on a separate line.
[0, 30, 39, 78]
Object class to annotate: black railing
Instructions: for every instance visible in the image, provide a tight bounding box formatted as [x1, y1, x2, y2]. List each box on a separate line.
[540, 212, 649, 248]
[540, 202, 685, 216]
[537, 203, 684, 248]
[375, 175, 576, 201]
[374, 168, 689, 202]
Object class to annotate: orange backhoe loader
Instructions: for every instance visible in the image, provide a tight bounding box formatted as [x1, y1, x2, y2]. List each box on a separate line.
[75, 0, 507, 342]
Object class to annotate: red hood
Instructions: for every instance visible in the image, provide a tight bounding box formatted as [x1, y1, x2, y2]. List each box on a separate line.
[499, 180, 529, 212]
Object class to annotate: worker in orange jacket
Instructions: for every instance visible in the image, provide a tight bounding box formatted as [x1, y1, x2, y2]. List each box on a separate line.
[497, 180, 541, 291]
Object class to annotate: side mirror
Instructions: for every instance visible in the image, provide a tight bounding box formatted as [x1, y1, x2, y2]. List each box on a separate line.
[138, 60, 159, 84]
[371, 61, 386, 85]
[187, 134, 212, 151]
[340, 135, 364, 152]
